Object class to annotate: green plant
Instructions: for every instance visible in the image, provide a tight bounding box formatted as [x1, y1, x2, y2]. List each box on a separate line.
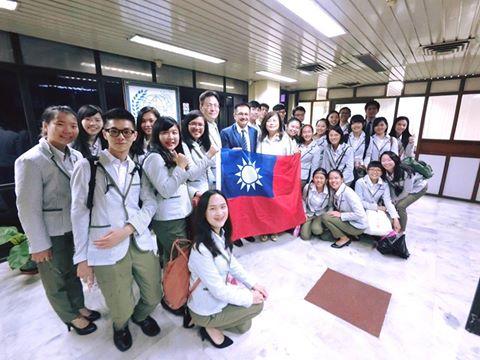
[0, 226, 35, 271]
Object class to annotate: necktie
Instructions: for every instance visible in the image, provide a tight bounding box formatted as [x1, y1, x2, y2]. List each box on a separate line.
[241, 130, 248, 151]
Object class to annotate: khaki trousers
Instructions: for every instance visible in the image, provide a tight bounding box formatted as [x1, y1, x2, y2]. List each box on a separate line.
[300, 216, 324, 240]
[190, 303, 264, 334]
[321, 214, 364, 239]
[37, 232, 85, 323]
[94, 241, 161, 330]
[395, 187, 428, 231]
[152, 218, 187, 264]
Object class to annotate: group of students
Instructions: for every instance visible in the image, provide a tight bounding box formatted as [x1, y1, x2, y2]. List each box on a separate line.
[14, 96, 267, 352]
[13, 92, 428, 352]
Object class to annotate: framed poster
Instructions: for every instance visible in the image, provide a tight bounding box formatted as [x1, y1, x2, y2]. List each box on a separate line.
[124, 81, 180, 121]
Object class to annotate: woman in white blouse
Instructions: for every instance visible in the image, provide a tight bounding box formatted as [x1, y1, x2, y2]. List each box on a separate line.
[364, 117, 399, 166]
[188, 190, 267, 348]
[301, 168, 331, 240]
[257, 111, 298, 156]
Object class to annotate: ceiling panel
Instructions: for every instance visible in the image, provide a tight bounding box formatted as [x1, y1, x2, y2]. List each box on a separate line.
[0, 0, 478, 90]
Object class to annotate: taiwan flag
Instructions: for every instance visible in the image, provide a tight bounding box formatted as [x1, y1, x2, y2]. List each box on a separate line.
[220, 149, 306, 240]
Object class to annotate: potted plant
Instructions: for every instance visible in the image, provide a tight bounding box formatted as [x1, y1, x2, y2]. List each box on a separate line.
[0, 226, 37, 274]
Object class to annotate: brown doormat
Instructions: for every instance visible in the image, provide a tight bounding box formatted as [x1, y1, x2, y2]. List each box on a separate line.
[305, 268, 391, 337]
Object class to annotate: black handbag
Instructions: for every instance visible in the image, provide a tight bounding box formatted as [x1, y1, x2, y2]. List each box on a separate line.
[376, 233, 410, 259]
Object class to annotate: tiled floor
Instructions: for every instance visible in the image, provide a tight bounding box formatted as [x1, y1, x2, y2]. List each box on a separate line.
[1, 195, 480, 359]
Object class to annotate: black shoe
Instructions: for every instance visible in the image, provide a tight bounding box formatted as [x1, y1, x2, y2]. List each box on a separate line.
[331, 239, 352, 248]
[113, 325, 132, 352]
[233, 240, 243, 247]
[244, 236, 255, 242]
[183, 309, 194, 329]
[84, 310, 101, 322]
[66, 320, 97, 335]
[199, 327, 233, 348]
[132, 315, 161, 336]
[161, 298, 185, 316]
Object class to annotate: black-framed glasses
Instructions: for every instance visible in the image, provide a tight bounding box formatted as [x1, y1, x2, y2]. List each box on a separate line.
[104, 128, 135, 138]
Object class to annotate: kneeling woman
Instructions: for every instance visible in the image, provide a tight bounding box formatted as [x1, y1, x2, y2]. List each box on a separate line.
[188, 190, 267, 348]
[380, 151, 428, 233]
[322, 170, 368, 248]
[301, 168, 330, 240]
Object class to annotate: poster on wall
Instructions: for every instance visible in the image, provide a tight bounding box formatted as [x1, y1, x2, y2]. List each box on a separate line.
[124, 81, 180, 121]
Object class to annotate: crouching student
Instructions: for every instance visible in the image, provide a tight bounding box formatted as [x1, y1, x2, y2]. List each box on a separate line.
[15, 106, 99, 335]
[322, 170, 368, 248]
[71, 108, 161, 352]
[380, 151, 428, 233]
[355, 161, 401, 233]
[301, 168, 331, 240]
[188, 190, 267, 348]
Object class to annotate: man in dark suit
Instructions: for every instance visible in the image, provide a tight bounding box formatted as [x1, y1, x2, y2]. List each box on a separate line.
[220, 102, 258, 246]
[220, 103, 257, 153]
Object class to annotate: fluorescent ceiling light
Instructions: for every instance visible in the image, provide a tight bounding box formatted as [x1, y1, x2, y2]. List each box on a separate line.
[275, 0, 345, 38]
[0, 0, 18, 10]
[80, 62, 151, 78]
[130, 35, 226, 64]
[197, 81, 234, 90]
[256, 71, 297, 83]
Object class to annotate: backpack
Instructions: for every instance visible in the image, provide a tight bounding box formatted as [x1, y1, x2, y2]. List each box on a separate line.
[401, 157, 433, 179]
[162, 239, 201, 310]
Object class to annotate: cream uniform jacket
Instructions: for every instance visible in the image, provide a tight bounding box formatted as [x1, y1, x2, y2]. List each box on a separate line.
[71, 149, 158, 266]
[15, 138, 83, 253]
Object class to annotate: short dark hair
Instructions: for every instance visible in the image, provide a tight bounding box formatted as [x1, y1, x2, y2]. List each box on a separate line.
[365, 100, 380, 111]
[199, 90, 220, 106]
[339, 107, 351, 114]
[292, 106, 306, 115]
[350, 114, 365, 124]
[234, 103, 250, 112]
[272, 103, 286, 111]
[287, 117, 301, 126]
[372, 117, 389, 134]
[367, 160, 383, 171]
[248, 100, 260, 109]
[260, 103, 269, 110]
[103, 108, 135, 126]
[41, 105, 77, 125]
[181, 110, 211, 151]
[326, 125, 346, 145]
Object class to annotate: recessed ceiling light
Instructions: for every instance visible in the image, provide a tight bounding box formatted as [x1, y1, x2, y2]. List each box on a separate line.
[129, 35, 226, 64]
[255, 71, 297, 83]
[0, 0, 18, 10]
[275, 0, 345, 38]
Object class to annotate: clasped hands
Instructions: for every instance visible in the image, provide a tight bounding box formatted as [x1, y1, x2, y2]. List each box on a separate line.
[252, 283, 268, 304]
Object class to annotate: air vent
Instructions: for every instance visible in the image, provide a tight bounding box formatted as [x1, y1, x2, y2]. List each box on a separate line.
[339, 82, 360, 87]
[297, 63, 327, 73]
[422, 39, 471, 56]
[355, 54, 387, 73]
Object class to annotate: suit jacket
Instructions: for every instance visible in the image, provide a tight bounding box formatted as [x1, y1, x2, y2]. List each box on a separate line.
[15, 138, 83, 253]
[220, 124, 257, 153]
[71, 149, 158, 266]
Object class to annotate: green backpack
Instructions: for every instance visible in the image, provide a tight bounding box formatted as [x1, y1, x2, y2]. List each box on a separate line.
[402, 157, 433, 179]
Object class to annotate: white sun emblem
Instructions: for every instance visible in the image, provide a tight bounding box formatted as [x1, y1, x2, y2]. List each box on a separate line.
[235, 158, 263, 192]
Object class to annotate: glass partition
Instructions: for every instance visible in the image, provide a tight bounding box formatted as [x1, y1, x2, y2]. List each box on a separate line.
[454, 94, 480, 141]
[422, 95, 457, 140]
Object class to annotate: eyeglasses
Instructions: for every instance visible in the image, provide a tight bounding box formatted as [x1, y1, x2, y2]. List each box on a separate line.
[104, 128, 135, 138]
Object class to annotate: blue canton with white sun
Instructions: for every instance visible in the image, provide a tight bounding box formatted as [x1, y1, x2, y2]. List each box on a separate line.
[221, 149, 275, 199]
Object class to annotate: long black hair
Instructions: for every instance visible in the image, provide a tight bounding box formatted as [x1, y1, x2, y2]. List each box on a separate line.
[299, 124, 314, 144]
[149, 116, 184, 169]
[372, 117, 389, 135]
[380, 151, 414, 183]
[71, 104, 106, 157]
[181, 110, 211, 151]
[193, 190, 233, 257]
[130, 106, 160, 157]
[389, 116, 413, 150]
